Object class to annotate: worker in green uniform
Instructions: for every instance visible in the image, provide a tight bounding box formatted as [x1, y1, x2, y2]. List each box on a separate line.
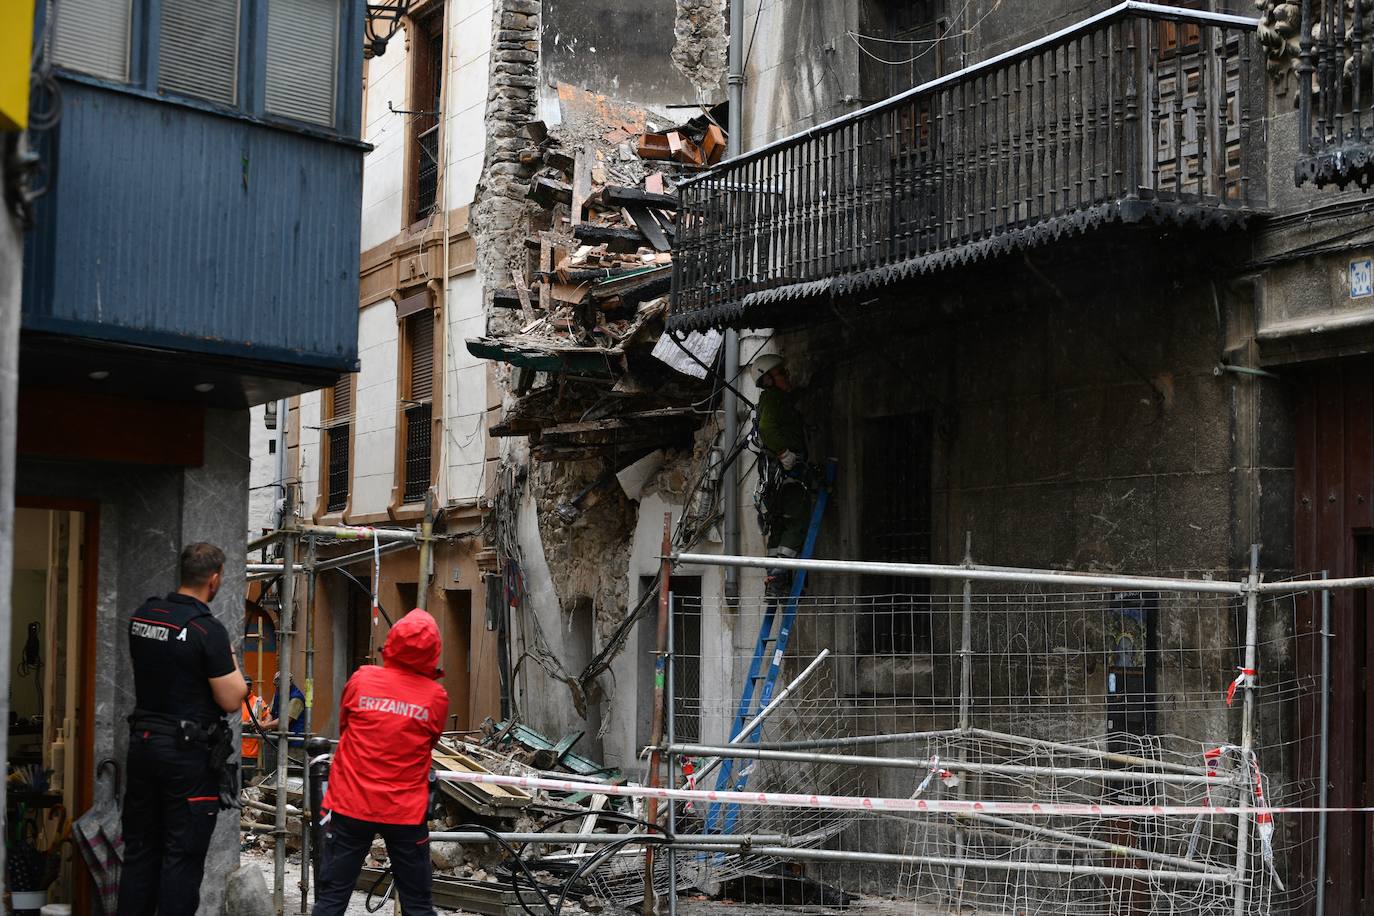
[754, 353, 812, 597]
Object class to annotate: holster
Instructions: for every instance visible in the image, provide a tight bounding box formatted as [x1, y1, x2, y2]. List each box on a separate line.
[206, 720, 240, 810]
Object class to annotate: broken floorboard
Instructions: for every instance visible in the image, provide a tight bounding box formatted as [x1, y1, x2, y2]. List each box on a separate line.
[432, 741, 533, 818]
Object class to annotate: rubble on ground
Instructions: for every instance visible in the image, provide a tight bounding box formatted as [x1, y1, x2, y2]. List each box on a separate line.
[240, 722, 664, 912]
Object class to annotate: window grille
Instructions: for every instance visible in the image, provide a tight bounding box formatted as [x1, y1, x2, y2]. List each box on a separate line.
[403, 403, 432, 504]
[403, 312, 434, 503]
[158, 0, 240, 106]
[265, 0, 339, 126]
[325, 379, 352, 513]
[50, 0, 132, 82]
[409, 21, 443, 221]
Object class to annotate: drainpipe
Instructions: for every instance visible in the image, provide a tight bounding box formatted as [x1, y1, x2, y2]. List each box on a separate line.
[722, 0, 744, 600]
[436, 0, 453, 509]
[274, 398, 289, 539]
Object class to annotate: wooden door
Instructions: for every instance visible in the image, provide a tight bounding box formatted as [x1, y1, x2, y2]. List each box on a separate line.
[1294, 356, 1374, 914]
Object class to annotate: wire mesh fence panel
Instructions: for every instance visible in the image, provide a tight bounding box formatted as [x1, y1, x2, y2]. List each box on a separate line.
[646, 575, 1324, 916]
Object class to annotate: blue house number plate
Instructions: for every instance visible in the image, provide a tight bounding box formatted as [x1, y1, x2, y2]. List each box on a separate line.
[1351, 258, 1374, 299]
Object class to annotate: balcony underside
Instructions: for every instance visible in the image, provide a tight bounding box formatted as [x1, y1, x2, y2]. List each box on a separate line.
[667, 195, 1259, 333]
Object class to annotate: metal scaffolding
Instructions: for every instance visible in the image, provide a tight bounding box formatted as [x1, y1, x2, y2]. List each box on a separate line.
[246, 488, 436, 914]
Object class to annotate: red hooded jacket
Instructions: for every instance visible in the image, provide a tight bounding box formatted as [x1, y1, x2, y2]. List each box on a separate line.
[322, 609, 449, 824]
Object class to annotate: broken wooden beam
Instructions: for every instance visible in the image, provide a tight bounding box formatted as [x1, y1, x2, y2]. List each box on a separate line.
[624, 205, 671, 252]
[573, 223, 648, 254]
[527, 175, 572, 208]
[492, 288, 523, 310]
[601, 185, 678, 211]
[572, 144, 593, 225]
[510, 268, 537, 322]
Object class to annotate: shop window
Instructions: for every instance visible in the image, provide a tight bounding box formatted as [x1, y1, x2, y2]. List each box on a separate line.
[858, 413, 934, 655]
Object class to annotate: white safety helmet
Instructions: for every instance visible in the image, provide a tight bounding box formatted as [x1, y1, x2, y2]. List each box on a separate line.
[754, 353, 785, 383]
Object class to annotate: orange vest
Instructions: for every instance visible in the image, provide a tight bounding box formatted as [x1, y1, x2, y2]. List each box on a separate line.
[241, 694, 267, 760]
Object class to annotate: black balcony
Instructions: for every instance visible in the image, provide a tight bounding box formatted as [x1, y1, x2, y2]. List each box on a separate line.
[670, 3, 1266, 332]
[1294, 0, 1374, 189]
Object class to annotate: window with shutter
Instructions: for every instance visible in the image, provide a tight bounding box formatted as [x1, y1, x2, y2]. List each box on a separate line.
[403, 312, 434, 503]
[407, 12, 444, 223]
[158, 0, 240, 106]
[50, 0, 133, 83]
[266, 0, 339, 126]
[325, 378, 353, 513]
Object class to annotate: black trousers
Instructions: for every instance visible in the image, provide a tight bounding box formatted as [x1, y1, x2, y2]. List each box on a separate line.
[116, 731, 221, 916]
[312, 811, 435, 916]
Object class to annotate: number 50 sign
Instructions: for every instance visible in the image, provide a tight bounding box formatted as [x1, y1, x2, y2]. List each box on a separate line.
[1351, 258, 1374, 299]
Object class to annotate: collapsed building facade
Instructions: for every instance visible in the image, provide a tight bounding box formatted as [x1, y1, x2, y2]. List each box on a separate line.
[228, 0, 1374, 911]
[461, 0, 1374, 913]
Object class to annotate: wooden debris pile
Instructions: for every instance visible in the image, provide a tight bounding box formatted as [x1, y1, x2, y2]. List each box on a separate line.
[470, 114, 725, 464]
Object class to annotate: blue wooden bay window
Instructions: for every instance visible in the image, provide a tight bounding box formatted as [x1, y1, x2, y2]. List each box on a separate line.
[41, 0, 362, 141]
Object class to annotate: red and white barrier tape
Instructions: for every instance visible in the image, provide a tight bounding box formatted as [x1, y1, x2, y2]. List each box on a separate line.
[1226, 667, 1256, 707]
[435, 769, 1374, 819]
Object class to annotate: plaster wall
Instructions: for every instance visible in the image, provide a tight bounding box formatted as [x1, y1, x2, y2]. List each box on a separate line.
[739, 0, 860, 152]
[448, 0, 496, 207]
[350, 302, 402, 517]
[297, 391, 323, 513]
[542, 0, 707, 107]
[444, 270, 490, 505]
[361, 42, 409, 251]
[247, 404, 279, 536]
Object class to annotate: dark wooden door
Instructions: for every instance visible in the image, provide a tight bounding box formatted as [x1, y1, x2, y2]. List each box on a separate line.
[1294, 357, 1374, 914]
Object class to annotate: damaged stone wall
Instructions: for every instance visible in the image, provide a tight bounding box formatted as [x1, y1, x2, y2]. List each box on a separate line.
[471, 0, 729, 757]
[671, 0, 728, 97]
[472, 0, 543, 336]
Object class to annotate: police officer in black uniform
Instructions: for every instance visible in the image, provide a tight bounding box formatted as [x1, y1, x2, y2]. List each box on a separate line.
[117, 543, 247, 916]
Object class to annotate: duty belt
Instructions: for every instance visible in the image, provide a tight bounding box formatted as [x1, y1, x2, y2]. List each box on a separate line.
[128, 709, 224, 746]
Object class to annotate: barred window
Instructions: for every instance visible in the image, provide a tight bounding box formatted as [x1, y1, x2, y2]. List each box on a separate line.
[402, 311, 435, 504]
[407, 11, 444, 223]
[324, 378, 353, 513]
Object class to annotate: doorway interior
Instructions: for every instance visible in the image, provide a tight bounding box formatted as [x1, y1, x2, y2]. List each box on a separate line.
[8, 502, 97, 908]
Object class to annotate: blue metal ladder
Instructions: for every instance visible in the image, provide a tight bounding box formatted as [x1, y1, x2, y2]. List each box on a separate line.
[704, 460, 836, 835]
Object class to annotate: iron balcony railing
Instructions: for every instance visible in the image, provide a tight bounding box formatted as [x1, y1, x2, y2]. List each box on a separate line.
[1295, 0, 1374, 189]
[670, 2, 1265, 330]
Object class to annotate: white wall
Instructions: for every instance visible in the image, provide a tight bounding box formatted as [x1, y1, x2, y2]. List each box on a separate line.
[352, 302, 401, 516]
[448, 1, 494, 208]
[297, 391, 323, 511]
[247, 404, 280, 535]
[354, 0, 494, 512]
[443, 270, 490, 505]
[361, 37, 409, 251]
